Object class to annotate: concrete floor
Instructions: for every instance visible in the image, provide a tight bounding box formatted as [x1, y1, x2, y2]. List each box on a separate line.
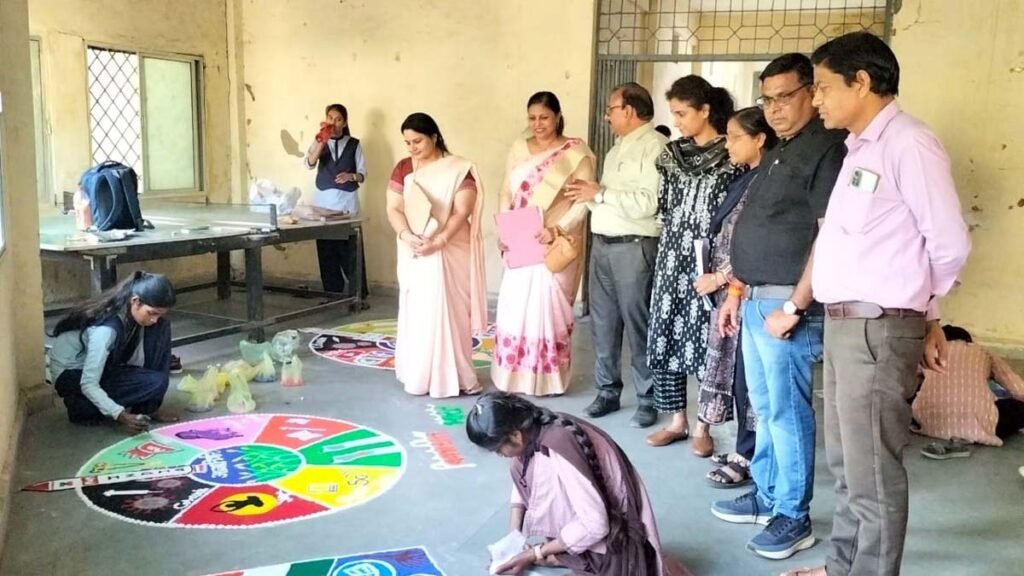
[4, 290, 1023, 575]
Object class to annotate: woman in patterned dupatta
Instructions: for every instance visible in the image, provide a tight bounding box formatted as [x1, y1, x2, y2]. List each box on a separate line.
[492, 92, 596, 396]
[386, 113, 487, 398]
[645, 76, 742, 457]
[467, 392, 691, 576]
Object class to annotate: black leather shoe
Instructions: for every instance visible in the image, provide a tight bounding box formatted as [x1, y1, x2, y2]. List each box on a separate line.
[630, 405, 658, 428]
[584, 395, 621, 418]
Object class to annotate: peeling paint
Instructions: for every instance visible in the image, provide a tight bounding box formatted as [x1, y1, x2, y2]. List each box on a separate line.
[1018, 198, 1024, 208]
[244, 83, 255, 102]
[280, 130, 304, 158]
[970, 205, 983, 212]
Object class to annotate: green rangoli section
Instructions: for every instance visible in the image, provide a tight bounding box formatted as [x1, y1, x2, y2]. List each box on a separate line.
[299, 428, 403, 467]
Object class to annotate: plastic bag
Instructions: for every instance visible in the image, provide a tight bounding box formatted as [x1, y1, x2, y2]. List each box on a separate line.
[281, 355, 304, 388]
[253, 352, 277, 383]
[186, 367, 219, 412]
[240, 340, 274, 366]
[176, 374, 199, 393]
[222, 360, 255, 383]
[226, 371, 256, 414]
[248, 178, 300, 216]
[271, 330, 300, 363]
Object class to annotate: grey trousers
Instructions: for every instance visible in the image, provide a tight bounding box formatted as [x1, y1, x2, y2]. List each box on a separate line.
[588, 235, 657, 406]
[824, 316, 926, 576]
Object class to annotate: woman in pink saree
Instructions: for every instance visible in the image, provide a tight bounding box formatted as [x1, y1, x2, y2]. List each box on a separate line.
[467, 392, 691, 576]
[493, 92, 596, 396]
[386, 113, 487, 398]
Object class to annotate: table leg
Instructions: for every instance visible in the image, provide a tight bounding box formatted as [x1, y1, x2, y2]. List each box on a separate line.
[217, 251, 231, 300]
[88, 256, 117, 297]
[354, 224, 365, 309]
[244, 247, 265, 342]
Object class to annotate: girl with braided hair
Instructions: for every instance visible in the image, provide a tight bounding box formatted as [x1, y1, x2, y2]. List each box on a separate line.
[467, 392, 690, 576]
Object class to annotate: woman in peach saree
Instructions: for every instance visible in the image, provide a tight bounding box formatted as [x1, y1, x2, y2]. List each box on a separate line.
[492, 92, 596, 396]
[386, 113, 487, 398]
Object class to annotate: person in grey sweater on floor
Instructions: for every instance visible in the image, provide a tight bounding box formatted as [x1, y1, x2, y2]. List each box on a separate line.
[49, 271, 179, 433]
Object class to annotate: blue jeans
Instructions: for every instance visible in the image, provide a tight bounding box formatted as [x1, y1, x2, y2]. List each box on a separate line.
[742, 298, 823, 520]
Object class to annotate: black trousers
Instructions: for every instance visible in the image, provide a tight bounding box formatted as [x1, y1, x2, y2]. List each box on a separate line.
[316, 237, 368, 297]
[996, 398, 1024, 439]
[55, 319, 171, 423]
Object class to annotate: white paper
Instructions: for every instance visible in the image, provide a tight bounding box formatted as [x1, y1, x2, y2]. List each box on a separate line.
[488, 531, 548, 575]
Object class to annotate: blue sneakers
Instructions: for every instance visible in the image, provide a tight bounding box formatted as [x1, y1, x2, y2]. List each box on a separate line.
[711, 490, 772, 525]
[747, 514, 816, 560]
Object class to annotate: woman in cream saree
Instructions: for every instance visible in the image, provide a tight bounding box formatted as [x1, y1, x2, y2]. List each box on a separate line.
[492, 92, 596, 396]
[386, 113, 487, 398]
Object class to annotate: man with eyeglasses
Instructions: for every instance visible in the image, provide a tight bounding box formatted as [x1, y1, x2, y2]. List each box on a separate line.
[710, 53, 846, 561]
[565, 82, 667, 428]
[781, 33, 971, 576]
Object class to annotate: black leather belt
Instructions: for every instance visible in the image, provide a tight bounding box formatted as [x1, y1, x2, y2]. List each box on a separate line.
[825, 302, 926, 320]
[743, 284, 794, 300]
[595, 234, 653, 244]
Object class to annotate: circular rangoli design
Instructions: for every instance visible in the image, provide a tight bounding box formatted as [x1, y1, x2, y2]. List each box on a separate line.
[309, 319, 495, 370]
[76, 414, 405, 528]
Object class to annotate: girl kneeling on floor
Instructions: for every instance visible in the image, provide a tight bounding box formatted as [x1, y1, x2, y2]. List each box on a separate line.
[49, 271, 179, 432]
[467, 391, 691, 576]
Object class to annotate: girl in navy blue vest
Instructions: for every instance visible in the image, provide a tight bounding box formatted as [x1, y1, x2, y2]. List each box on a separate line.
[304, 103, 369, 301]
[48, 272, 178, 433]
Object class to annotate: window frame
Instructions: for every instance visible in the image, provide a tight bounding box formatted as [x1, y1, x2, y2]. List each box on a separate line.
[30, 37, 53, 206]
[0, 92, 7, 259]
[85, 43, 206, 197]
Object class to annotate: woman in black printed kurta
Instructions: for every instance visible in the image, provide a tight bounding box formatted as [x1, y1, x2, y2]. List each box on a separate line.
[645, 76, 742, 454]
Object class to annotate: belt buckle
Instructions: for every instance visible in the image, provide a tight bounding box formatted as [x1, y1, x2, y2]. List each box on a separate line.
[856, 302, 884, 319]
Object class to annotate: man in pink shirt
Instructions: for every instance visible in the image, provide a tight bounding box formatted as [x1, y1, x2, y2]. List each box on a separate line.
[787, 32, 972, 576]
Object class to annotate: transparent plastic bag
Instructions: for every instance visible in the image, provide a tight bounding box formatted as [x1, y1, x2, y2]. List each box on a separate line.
[252, 352, 277, 383]
[271, 330, 300, 363]
[226, 371, 256, 414]
[240, 340, 273, 365]
[281, 355, 304, 388]
[186, 366, 219, 412]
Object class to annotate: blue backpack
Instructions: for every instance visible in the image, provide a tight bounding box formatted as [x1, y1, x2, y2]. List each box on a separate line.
[80, 161, 146, 231]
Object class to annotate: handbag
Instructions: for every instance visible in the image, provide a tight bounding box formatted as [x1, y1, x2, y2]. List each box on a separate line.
[544, 228, 578, 273]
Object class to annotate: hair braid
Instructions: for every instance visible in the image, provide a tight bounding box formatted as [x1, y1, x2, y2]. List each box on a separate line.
[535, 407, 605, 490]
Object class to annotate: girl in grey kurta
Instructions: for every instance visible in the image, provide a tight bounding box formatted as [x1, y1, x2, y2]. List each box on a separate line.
[646, 76, 741, 454]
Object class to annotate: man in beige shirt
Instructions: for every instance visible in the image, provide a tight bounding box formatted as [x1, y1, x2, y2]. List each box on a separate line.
[566, 82, 666, 428]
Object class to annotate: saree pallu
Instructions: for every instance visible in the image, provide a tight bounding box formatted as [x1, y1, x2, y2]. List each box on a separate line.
[492, 138, 594, 396]
[395, 155, 487, 398]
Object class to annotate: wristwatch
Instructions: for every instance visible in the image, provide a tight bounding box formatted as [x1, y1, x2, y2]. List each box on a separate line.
[595, 189, 605, 204]
[783, 300, 805, 317]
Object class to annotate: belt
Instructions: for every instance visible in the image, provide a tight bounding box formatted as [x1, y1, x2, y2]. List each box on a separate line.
[743, 284, 794, 300]
[595, 234, 654, 244]
[825, 302, 926, 320]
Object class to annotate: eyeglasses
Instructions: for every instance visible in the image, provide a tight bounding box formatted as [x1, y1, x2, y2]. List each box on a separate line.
[755, 83, 811, 108]
[605, 104, 626, 115]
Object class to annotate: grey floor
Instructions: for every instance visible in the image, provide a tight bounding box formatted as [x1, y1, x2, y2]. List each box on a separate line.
[4, 290, 1023, 575]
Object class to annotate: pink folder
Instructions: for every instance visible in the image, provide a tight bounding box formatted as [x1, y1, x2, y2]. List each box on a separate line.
[495, 207, 546, 269]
